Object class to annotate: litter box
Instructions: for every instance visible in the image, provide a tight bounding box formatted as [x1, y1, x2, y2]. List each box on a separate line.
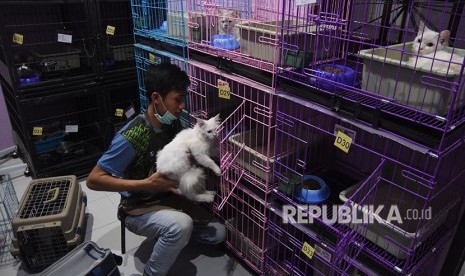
[228, 128, 293, 182]
[236, 20, 310, 65]
[358, 42, 465, 115]
[339, 177, 455, 259]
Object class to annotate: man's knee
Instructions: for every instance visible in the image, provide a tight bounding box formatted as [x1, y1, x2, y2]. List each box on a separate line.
[168, 213, 193, 245]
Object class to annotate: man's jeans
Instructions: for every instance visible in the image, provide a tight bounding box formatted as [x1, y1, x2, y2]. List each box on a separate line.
[125, 209, 226, 276]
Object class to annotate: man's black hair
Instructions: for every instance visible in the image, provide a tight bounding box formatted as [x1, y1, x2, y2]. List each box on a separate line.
[144, 62, 190, 99]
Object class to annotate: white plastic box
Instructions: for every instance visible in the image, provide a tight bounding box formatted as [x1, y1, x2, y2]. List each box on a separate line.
[358, 42, 465, 115]
[228, 128, 292, 182]
[339, 176, 455, 259]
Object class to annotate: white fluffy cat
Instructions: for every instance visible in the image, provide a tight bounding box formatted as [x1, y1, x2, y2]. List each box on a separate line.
[407, 21, 464, 74]
[156, 115, 221, 202]
[218, 9, 241, 42]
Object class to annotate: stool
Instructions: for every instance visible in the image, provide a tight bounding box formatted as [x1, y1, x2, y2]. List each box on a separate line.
[117, 204, 126, 254]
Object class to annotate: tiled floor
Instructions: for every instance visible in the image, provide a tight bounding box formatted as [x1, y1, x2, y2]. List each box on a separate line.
[0, 155, 255, 276]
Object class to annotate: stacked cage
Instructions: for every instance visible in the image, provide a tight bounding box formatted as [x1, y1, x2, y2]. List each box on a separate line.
[187, 0, 288, 86]
[0, 0, 98, 93]
[134, 43, 189, 127]
[0, 0, 138, 177]
[95, 0, 137, 80]
[266, 92, 465, 275]
[277, 0, 465, 156]
[188, 60, 277, 273]
[10, 176, 87, 273]
[131, 0, 190, 120]
[131, 0, 189, 46]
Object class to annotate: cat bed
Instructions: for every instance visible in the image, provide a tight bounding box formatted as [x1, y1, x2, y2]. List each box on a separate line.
[311, 64, 356, 92]
[211, 35, 240, 50]
[358, 42, 465, 115]
[293, 175, 330, 204]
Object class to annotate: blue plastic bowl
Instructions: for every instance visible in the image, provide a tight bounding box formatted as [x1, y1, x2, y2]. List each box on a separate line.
[211, 35, 240, 50]
[19, 75, 40, 85]
[293, 175, 330, 204]
[312, 64, 356, 92]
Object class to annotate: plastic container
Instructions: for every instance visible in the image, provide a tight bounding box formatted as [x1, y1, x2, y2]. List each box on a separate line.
[211, 34, 240, 50]
[358, 42, 465, 115]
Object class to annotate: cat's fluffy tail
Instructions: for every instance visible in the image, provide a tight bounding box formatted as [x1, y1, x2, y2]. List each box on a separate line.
[179, 167, 206, 200]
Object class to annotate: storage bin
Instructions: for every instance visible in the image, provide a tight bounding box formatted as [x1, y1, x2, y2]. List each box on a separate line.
[228, 128, 292, 182]
[237, 20, 309, 66]
[358, 42, 465, 115]
[32, 45, 81, 72]
[10, 175, 87, 272]
[108, 43, 134, 62]
[339, 175, 455, 259]
[167, 11, 188, 40]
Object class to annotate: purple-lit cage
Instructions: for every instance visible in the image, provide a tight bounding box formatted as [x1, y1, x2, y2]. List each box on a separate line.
[275, 93, 465, 190]
[279, 0, 465, 154]
[131, 0, 188, 46]
[265, 204, 401, 276]
[133, 43, 190, 127]
[209, 181, 268, 274]
[187, 60, 277, 193]
[273, 94, 465, 273]
[187, 0, 292, 75]
[337, 161, 463, 274]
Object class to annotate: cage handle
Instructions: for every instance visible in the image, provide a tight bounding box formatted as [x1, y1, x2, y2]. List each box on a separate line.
[43, 188, 60, 204]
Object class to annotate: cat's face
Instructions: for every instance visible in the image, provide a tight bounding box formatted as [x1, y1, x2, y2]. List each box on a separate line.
[218, 9, 239, 34]
[197, 114, 220, 140]
[412, 21, 450, 55]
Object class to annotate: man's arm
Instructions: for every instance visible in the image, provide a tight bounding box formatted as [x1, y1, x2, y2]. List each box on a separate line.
[87, 165, 179, 194]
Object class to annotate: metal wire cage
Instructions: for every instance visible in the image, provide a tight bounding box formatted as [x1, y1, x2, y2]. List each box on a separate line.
[187, 0, 291, 75]
[278, 0, 465, 155]
[10, 175, 86, 273]
[133, 43, 190, 127]
[0, 0, 97, 91]
[96, 0, 135, 75]
[131, 0, 189, 46]
[0, 174, 19, 266]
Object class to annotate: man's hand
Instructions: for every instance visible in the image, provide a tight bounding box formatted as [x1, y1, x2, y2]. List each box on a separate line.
[144, 172, 180, 195]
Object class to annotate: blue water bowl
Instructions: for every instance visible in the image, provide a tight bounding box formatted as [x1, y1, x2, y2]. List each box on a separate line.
[293, 175, 331, 204]
[312, 64, 356, 92]
[211, 35, 240, 50]
[19, 75, 40, 85]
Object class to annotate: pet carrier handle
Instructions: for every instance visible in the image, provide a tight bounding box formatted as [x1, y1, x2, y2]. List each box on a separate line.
[43, 187, 60, 204]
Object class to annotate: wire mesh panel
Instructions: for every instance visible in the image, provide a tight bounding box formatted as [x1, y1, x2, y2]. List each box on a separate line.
[18, 87, 107, 176]
[279, 0, 352, 81]
[0, 1, 97, 92]
[211, 180, 268, 274]
[188, 0, 292, 74]
[0, 174, 19, 266]
[279, 0, 465, 153]
[131, 0, 188, 46]
[11, 175, 87, 273]
[97, 0, 135, 74]
[265, 205, 398, 276]
[188, 60, 277, 193]
[339, 167, 463, 275]
[134, 43, 188, 114]
[275, 93, 465, 190]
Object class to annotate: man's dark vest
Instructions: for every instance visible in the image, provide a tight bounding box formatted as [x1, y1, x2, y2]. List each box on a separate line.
[120, 114, 182, 203]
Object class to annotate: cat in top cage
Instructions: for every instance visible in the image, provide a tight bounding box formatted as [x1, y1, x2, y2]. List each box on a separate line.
[156, 115, 221, 203]
[218, 9, 241, 42]
[407, 20, 464, 74]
